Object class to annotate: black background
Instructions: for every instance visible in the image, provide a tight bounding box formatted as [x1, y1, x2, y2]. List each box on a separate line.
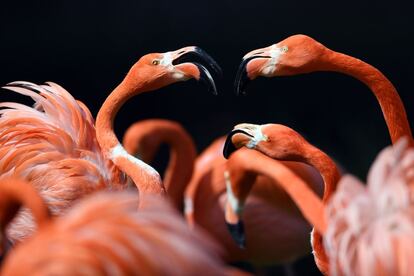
[1, 1, 414, 178]
[1, 0, 413, 274]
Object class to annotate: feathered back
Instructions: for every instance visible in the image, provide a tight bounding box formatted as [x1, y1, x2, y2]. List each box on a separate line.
[0, 82, 127, 242]
[325, 138, 414, 275]
[1, 191, 229, 276]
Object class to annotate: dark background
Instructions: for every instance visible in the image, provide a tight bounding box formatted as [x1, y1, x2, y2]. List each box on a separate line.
[1, 1, 413, 273]
[1, 0, 414, 177]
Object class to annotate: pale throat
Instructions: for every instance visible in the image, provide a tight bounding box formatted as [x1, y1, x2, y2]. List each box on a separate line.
[110, 143, 160, 178]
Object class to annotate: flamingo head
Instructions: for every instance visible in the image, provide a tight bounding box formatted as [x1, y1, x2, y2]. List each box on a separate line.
[223, 123, 308, 162]
[222, 123, 309, 247]
[234, 34, 328, 95]
[126, 46, 222, 95]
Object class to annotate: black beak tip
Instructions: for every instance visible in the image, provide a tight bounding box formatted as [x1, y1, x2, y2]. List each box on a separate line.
[234, 61, 251, 96]
[194, 62, 219, 95]
[193, 47, 223, 78]
[235, 55, 271, 96]
[223, 129, 254, 159]
[223, 133, 237, 159]
[226, 221, 246, 249]
[210, 86, 218, 96]
[236, 87, 249, 96]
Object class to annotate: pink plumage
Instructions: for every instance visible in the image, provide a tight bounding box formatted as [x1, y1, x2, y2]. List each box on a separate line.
[1, 190, 235, 275]
[0, 82, 128, 243]
[325, 138, 414, 275]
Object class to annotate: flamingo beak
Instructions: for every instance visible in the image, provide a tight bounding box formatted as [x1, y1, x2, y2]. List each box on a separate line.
[224, 171, 246, 248]
[223, 123, 266, 159]
[226, 216, 246, 249]
[170, 46, 222, 95]
[234, 44, 286, 95]
[223, 129, 253, 159]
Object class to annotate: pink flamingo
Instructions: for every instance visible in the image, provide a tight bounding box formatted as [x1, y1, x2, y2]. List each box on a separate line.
[224, 123, 339, 273]
[235, 34, 413, 146]
[224, 125, 414, 275]
[184, 135, 323, 266]
[232, 35, 414, 272]
[0, 46, 220, 243]
[0, 178, 248, 275]
[122, 125, 321, 266]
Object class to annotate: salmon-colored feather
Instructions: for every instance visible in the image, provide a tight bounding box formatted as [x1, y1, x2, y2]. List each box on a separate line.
[1, 191, 235, 276]
[325, 138, 414, 275]
[0, 81, 127, 243]
[1, 47, 222, 246]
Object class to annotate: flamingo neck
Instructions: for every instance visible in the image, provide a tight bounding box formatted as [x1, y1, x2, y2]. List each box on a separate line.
[302, 145, 340, 203]
[161, 128, 196, 210]
[300, 144, 339, 271]
[228, 149, 327, 233]
[0, 179, 50, 253]
[96, 81, 164, 195]
[321, 50, 413, 146]
[126, 122, 197, 210]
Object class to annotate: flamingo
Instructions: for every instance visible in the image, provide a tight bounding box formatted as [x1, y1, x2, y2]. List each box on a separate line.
[123, 124, 321, 266]
[0, 46, 220, 243]
[234, 34, 413, 146]
[122, 126, 249, 259]
[223, 123, 339, 274]
[232, 35, 413, 272]
[122, 119, 197, 210]
[0, 178, 248, 275]
[183, 135, 323, 266]
[224, 125, 414, 275]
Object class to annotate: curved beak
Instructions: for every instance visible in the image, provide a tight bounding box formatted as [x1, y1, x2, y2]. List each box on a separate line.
[223, 129, 253, 159]
[234, 45, 284, 95]
[234, 55, 268, 96]
[223, 123, 266, 159]
[171, 46, 222, 95]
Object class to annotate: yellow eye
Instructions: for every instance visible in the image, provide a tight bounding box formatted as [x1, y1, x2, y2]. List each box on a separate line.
[152, 59, 160, 65]
[281, 46, 289, 53]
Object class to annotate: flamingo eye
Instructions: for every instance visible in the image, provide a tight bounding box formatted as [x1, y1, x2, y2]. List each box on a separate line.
[152, 59, 160, 65]
[281, 46, 289, 53]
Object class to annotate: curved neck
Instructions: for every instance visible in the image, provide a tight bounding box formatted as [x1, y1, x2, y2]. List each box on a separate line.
[96, 81, 164, 196]
[227, 149, 327, 234]
[163, 129, 196, 210]
[123, 120, 197, 210]
[320, 50, 413, 146]
[0, 178, 50, 252]
[293, 143, 340, 272]
[301, 145, 341, 203]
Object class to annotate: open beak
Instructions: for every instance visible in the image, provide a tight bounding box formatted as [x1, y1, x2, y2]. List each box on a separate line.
[234, 46, 281, 95]
[171, 46, 222, 95]
[223, 123, 265, 159]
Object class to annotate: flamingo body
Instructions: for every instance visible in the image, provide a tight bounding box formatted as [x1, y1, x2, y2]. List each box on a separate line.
[0, 46, 220, 243]
[0, 188, 237, 276]
[185, 136, 323, 265]
[0, 82, 127, 243]
[325, 139, 414, 275]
